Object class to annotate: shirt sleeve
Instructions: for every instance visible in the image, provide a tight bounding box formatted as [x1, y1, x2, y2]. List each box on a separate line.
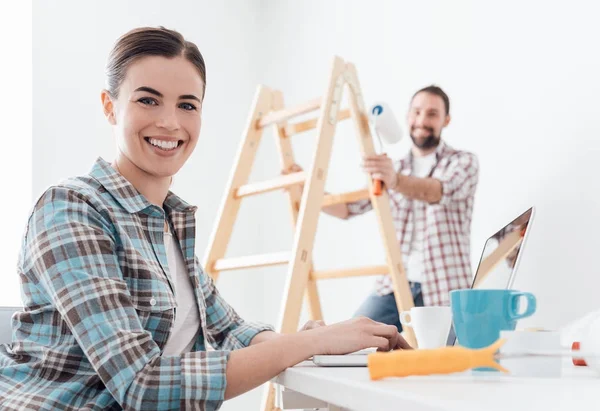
[437, 152, 479, 205]
[23, 186, 229, 411]
[197, 259, 274, 350]
[346, 199, 373, 218]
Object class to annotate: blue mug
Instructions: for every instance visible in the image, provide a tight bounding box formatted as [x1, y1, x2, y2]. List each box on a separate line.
[450, 289, 536, 349]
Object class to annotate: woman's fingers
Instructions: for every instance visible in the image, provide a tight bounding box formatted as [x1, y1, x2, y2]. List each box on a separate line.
[366, 323, 413, 351]
[370, 336, 390, 351]
[366, 323, 400, 351]
[393, 334, 413, 350]
[370, 323, 398, 339]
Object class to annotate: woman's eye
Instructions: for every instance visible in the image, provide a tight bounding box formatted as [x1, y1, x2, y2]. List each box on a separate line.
[138, 97, 158, 106]
[179, 102, 197, 111]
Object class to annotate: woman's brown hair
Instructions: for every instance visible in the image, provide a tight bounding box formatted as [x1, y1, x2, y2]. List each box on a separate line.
[106, 26, 206, 100]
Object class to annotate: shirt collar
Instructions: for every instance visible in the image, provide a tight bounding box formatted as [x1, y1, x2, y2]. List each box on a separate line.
[89, 157, 197, 215]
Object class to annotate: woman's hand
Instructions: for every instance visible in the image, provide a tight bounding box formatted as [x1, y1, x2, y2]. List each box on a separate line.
[307, 317, 412, 355]
[299, 319, 325, 331]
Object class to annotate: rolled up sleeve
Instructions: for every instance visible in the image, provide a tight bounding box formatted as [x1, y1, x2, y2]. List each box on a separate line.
[346, 199, 373, 218]
[437, 152, 479, 205]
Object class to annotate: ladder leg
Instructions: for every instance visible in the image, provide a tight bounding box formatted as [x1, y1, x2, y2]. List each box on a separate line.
[271, 90, 325, 322]
[260, 383, 279, 411]
[266, 57, 345, 411]
[277, 56, 347, 335]
[304, 278, 323, 321]
[344, 63, 417, 348]
[202, 86, 273, 281]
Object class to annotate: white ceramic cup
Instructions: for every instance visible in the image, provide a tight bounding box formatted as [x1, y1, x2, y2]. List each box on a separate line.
[399, 306, 452, 349]
[499, 330, 562, 378]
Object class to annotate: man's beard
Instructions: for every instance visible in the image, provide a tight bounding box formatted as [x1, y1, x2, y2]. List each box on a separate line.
[410, 127, 441, 149]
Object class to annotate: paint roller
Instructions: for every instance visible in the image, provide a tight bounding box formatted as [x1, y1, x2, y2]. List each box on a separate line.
[368, 319, 600, 379]
[368, 102, 403, 195]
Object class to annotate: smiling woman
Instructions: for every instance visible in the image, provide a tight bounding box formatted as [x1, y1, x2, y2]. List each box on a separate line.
[101, 28, 206, 205]
[0, 26, 410, 411]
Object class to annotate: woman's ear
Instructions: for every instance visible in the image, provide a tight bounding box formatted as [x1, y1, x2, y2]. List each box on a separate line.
[101, 90, 117, 125]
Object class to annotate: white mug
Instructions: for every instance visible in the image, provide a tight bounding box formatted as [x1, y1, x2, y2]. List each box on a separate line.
[399, 306, 452, 349]
[499, 330, 562, 378]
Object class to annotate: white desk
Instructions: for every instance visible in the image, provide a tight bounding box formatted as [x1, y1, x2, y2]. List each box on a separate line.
[275, 361, 600, 411]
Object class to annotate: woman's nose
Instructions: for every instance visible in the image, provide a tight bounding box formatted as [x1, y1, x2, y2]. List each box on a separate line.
[156, 108, 180, 131]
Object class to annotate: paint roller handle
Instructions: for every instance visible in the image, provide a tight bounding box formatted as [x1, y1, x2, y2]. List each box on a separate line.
[367, 340, 507, 379]
[369, 152, 389, 196]
[373, 179, 383, 196]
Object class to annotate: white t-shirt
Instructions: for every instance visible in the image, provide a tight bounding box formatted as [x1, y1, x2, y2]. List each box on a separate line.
[162, 230, 200, 356]
[405, 152, 437, 283]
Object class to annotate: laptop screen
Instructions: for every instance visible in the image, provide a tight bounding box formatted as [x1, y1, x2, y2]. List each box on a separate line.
[470, 207, 535, 290]
[448, 206, 535, 346]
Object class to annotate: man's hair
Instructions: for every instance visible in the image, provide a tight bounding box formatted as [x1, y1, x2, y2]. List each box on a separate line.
[412, 85, 450, 116]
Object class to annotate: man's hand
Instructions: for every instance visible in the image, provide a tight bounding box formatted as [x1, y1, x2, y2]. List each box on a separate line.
[361, 154, 398, 191]
[282, 163, 305, 190]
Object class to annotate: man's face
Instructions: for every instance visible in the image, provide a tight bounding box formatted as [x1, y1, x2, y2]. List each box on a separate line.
[407, 92, 450, 150]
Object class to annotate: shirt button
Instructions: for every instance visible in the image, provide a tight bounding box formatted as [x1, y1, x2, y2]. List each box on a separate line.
[149, 298, 157, 306]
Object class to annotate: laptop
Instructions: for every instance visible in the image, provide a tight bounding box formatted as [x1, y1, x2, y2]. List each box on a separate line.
[313, 206, 536, 366]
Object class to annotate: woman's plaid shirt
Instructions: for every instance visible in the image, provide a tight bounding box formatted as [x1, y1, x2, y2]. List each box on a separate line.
[0, 158, 273, 410]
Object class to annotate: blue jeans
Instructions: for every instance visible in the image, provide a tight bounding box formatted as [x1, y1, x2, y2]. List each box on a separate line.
[354, 282, 424, 333]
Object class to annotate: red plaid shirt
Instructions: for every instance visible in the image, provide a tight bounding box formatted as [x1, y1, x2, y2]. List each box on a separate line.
[347, 142, 479, 306]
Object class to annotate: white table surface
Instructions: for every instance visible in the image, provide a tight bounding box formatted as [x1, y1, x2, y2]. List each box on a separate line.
[275, 360, 600, 411]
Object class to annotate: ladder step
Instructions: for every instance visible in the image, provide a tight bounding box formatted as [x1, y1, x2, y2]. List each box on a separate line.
[236, 172, 306, 198]
[311, 265, 388, 280]
[322, 189, 370, 207]
[284, 109, 351, 136]
[257, 97, 321, 128]
[213, 252, 291, 272]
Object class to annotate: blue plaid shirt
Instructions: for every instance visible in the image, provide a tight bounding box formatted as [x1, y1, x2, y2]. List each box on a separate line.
[0, 158, 273, 410]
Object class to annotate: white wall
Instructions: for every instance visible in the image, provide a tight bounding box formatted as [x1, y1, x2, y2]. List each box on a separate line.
[30, 1, 600, 409]
[256, 0, 600, 332]
[32, 1, 265, 409]
[0, 2, 32, 307]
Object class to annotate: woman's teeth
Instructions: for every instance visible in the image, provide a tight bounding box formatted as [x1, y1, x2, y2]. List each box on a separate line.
[149, 138, 179, 150]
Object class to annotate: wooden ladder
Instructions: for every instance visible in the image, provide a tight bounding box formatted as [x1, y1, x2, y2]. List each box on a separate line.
[202, 56, 416, 411]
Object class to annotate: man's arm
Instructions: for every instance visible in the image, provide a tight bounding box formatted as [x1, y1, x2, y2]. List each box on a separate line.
[283, 164, 363, 220]
[392, 174, 442, 204]
[323, 202, 350, 219]
[363, 152, 479, 205]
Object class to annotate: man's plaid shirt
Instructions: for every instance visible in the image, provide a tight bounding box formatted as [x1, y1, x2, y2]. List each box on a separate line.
[348, 142, 479, 306]
[0, 158, 272, 410]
